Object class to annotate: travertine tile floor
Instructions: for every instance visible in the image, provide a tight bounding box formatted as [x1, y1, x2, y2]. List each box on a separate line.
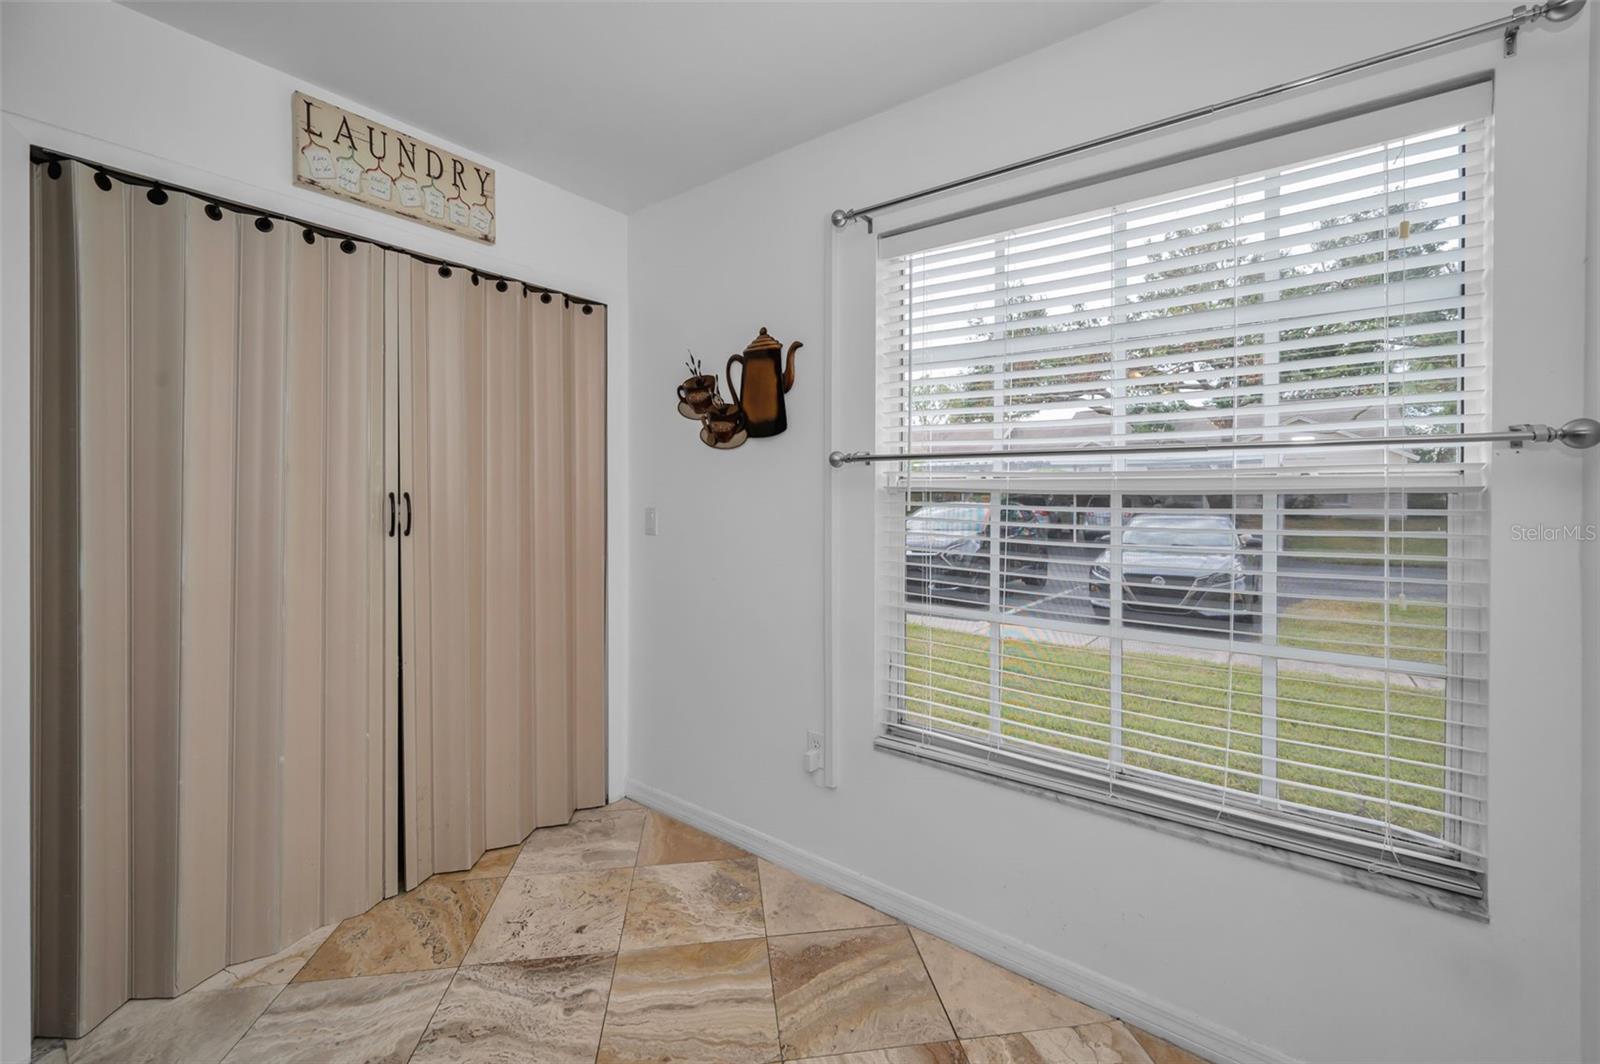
[32, 800, 1209, 1064]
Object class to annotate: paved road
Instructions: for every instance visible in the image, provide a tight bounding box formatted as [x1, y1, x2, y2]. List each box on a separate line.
[910, 539, 1446, 642]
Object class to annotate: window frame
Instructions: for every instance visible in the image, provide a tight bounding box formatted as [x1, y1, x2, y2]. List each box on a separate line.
[871, 98, 1491, 912]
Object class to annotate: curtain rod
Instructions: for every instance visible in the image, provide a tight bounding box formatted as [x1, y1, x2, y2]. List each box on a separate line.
[829, 0, 1586, 231]
[30, 146, 608, 310]
[827, 419, 1600, 468]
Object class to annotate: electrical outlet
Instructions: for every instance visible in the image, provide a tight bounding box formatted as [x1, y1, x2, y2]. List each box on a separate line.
[643, 506, 659, 536]
[803, 731, 824, 773]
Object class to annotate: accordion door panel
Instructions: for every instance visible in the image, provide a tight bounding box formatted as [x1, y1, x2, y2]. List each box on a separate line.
[321, 239, 390, 924]
[482, 279, 527, 848]
[530, 296, 574, 827]
[397, 255, 435, 887]
[408, 260, 489, 878]
[281, 229, 334, 944]
[173, 195, 240, 992]
[32, 161, 132, 1035]
[228, 206, 290, 966]
[569, 302, 609, 811]
[126, 185, 185, 1000]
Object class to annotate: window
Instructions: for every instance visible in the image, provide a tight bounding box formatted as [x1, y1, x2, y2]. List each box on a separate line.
[875, 109, 1489, 900]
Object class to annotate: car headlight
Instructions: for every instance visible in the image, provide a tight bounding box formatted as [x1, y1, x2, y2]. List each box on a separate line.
[936, 541, 979, 565]
[1198, 568, 1245, 588]
[1089, 564, 1110, 582]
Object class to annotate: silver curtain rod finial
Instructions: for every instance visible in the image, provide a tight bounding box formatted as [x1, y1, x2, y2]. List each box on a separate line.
[1540, 0, 1586, 21]
[830, 209, 851, 229]
[1559, 417, 1600, 448]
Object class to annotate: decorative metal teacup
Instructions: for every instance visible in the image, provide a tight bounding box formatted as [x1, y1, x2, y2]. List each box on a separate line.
[677, 374, 718, 414]
[704, 401, 745, 443]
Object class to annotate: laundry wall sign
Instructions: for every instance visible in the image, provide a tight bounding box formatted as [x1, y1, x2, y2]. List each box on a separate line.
[292, 91, 496, 243]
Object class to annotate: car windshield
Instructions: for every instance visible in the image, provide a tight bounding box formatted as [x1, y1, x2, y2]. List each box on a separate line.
[907, 505, 986, 537]
[1122, 522, 1236, 549]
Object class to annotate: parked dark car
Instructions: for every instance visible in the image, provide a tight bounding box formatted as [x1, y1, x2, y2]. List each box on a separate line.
[1079, 498, 1112, 542]
[1076, 494, 1221, 543]
[1087, 513, 1261, 624]
[905, 503, 1049, 602]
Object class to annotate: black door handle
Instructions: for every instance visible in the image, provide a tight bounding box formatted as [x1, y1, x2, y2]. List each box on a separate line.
[402, 491, 413, 537]
[387, 491, 397, 537]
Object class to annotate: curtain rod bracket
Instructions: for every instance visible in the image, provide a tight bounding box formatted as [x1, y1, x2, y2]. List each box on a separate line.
[828, 0, 1585, 228]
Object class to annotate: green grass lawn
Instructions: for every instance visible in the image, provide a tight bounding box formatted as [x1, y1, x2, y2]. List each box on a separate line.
[901, 609, 1453, 837]
[1279, 597, 1447, 665]
[1282, 513, 1447, 570]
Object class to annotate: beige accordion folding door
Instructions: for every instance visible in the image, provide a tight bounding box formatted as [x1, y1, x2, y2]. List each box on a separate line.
[31, 160, 392, 1037]
[395, 256, 607, 888]
[30, 159, 607, 1037]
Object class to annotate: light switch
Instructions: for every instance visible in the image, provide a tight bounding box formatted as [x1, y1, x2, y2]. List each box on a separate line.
[644, 506, 659, 536]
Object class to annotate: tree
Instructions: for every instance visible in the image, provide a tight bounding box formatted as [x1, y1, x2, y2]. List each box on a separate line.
[905, 156, 1473, 464]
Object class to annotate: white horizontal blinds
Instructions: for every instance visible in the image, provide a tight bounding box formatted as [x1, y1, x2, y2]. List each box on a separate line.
[876, 111, 1490, 894]
[882, 490, 1489, 862]
[877, 121, 1487, 478]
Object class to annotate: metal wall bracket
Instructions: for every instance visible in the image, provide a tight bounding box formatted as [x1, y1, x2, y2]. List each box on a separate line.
[1504, 11, 1524, 55]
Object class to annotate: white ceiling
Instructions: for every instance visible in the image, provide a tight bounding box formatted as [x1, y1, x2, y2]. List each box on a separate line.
[126, 1, 1138, 212]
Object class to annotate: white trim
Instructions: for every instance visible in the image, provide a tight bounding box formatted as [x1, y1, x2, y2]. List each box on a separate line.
[820, 219, 840, 789]
[623, 777, 1300, 1064]
[0, 113, 36, 1064]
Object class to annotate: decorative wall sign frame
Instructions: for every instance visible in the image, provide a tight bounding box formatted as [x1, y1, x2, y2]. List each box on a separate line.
[292, 91, 496, 243]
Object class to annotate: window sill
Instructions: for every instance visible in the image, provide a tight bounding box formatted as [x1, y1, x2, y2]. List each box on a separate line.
[874, 733, 1489, 922]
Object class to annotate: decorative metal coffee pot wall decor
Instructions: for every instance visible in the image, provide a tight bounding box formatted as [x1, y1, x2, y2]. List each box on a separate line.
[675, 328, 802, 451]
[727, 328, 803, 438]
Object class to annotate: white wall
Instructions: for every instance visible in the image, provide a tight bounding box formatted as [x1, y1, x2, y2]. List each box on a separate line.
[0, 4, 632, 1060]
[627, 4, 1595, 1062]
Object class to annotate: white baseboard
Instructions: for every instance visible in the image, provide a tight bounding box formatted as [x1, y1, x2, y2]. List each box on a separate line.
[624, 779, 1297, 1064]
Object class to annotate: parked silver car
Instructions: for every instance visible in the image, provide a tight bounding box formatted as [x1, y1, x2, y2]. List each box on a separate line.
[1087, 513, 1261, 624]
[904, 503, 1049, 603]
